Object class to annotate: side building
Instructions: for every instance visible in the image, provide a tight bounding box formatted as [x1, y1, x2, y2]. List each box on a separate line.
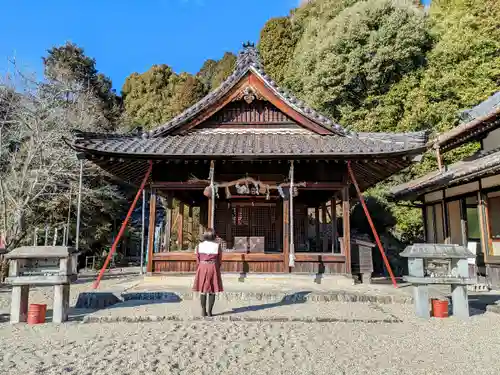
[391, 92, 500, 287]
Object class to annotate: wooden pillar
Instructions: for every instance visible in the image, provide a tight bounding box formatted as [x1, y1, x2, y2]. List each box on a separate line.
[188, 205, 194, 250]
[331, 196, 338, 253]
[207, 198, 213, 229]
[322, 203, 328, 252]
[315, 207, 320, 252]
[435, 145, 444, 172]
[146, 187, 157, 274]
[199, 204, 205, 239]
[276, 201, 283, 252]
[342, 186, 351, 274]
[177, 202, 184, 250]
[209, 160, 215, 229]
[478, 189, 491, 258]
[283, 200, 290, 273]
[163, 195, 173, 252]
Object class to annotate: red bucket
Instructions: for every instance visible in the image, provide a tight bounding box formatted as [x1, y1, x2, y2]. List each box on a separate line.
[27, 304, 47, 325]
[431, 299, 449, 318]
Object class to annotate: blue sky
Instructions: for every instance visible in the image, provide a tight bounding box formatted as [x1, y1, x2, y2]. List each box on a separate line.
[1, 0, 431, 92]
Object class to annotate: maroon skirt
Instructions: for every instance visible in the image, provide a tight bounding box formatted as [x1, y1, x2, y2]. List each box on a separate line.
[192, 263, 224, 293]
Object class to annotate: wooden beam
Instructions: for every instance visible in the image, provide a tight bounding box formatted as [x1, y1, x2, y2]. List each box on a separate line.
[177, 202, 184, 250]
[341, 186, 351, 274]
[147, 187, 157, 273]
[322, 203, 328, 253]
[435, 146, 444, 172]
[152, 182, 207, 190]
[283, 200, 290, 273]
[152, 181, 346, 190]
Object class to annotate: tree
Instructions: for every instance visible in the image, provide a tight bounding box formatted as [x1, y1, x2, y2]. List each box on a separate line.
[259, 17, 299, 84]
[43, 42, 122, 130]
[196, 52, 237, 92]
[122, 65, 206, 129]
[209, 52, 236, 90]
[286, 0, 432, 122]
[197, 59, 218, 91]
[0, 62, 125, 252]
[170, 74, 207, 115]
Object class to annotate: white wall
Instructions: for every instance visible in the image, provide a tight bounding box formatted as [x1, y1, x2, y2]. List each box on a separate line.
[482, 128, 500, 152]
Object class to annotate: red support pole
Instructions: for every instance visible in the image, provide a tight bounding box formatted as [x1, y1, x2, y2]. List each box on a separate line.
[346, 161, 398, 288]
[93, 160, 153, 289]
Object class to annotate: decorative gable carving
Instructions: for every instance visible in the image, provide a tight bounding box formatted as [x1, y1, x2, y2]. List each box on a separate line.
[232, 85, 265, 104]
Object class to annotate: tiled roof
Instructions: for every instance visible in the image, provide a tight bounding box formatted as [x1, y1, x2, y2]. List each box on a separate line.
[70, 130, 428, 158]
[391, 147, 500, 200]
[460, 92, 500, 123]
[434, 92, 500, 151]
[148, 45, 347, 137]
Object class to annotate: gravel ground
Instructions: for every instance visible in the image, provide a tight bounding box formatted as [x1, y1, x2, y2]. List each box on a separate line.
[1, 314, 500, 375]
[1, 274, 500, 375]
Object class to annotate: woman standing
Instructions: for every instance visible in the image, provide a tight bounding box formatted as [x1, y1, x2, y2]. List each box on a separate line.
[192, 229, 224, 317]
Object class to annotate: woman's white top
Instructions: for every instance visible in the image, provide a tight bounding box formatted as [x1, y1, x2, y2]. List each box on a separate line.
[197, 241, 219, 254]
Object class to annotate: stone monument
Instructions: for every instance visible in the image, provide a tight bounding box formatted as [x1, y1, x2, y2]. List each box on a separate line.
[400, 243, 475, 319]
[5, 246, 79, 324]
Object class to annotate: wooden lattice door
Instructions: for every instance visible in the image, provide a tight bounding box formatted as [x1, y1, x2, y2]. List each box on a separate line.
[216, 203, 279, 252]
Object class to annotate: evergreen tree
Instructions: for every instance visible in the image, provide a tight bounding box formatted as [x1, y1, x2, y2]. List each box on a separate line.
[43, 42, 122, 130]
[122, 65, 206, 129]
[259, 17, 298, 84]
[209, 52, 236, 90]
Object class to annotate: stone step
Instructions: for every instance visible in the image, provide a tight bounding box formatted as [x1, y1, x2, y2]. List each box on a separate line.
[121, 290, 413, 304]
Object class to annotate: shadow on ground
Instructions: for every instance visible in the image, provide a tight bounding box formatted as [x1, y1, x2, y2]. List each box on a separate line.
[218, 291, 312, 316]
[468, 293, 500, 316]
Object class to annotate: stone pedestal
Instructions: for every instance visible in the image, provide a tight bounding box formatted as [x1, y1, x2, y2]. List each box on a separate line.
[413, 284, 430, 318]
[53, 284, 70, 323]
[10, 285, 29, 323]
[451, 284, 469, 319]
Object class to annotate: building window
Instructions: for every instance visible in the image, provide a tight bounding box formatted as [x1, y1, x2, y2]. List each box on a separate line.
[464, 196, 480, 240]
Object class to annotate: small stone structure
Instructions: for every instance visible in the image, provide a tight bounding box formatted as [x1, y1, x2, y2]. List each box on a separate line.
[400, 243, 475, 319]
[5, 246, 79, 324]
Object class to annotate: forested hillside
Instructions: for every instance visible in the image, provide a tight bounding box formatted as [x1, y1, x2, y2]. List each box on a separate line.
[257, 0, 500, 241]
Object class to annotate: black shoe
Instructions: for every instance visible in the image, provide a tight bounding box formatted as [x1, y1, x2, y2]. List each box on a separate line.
[200, 294, 207, 317]
[208, 294, 216, 317]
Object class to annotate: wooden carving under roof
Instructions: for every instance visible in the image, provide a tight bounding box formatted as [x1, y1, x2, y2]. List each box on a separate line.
[232, 84, 265, 104]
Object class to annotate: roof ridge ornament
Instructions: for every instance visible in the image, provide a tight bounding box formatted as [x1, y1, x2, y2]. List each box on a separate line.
[243, 41, 255, 48]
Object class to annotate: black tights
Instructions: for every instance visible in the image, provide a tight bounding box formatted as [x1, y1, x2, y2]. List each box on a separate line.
[200, 293, 216, 317]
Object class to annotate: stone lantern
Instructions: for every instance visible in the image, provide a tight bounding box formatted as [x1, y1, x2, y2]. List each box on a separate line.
[5, 246, 79, 323]
[400, 243, 475, 319]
